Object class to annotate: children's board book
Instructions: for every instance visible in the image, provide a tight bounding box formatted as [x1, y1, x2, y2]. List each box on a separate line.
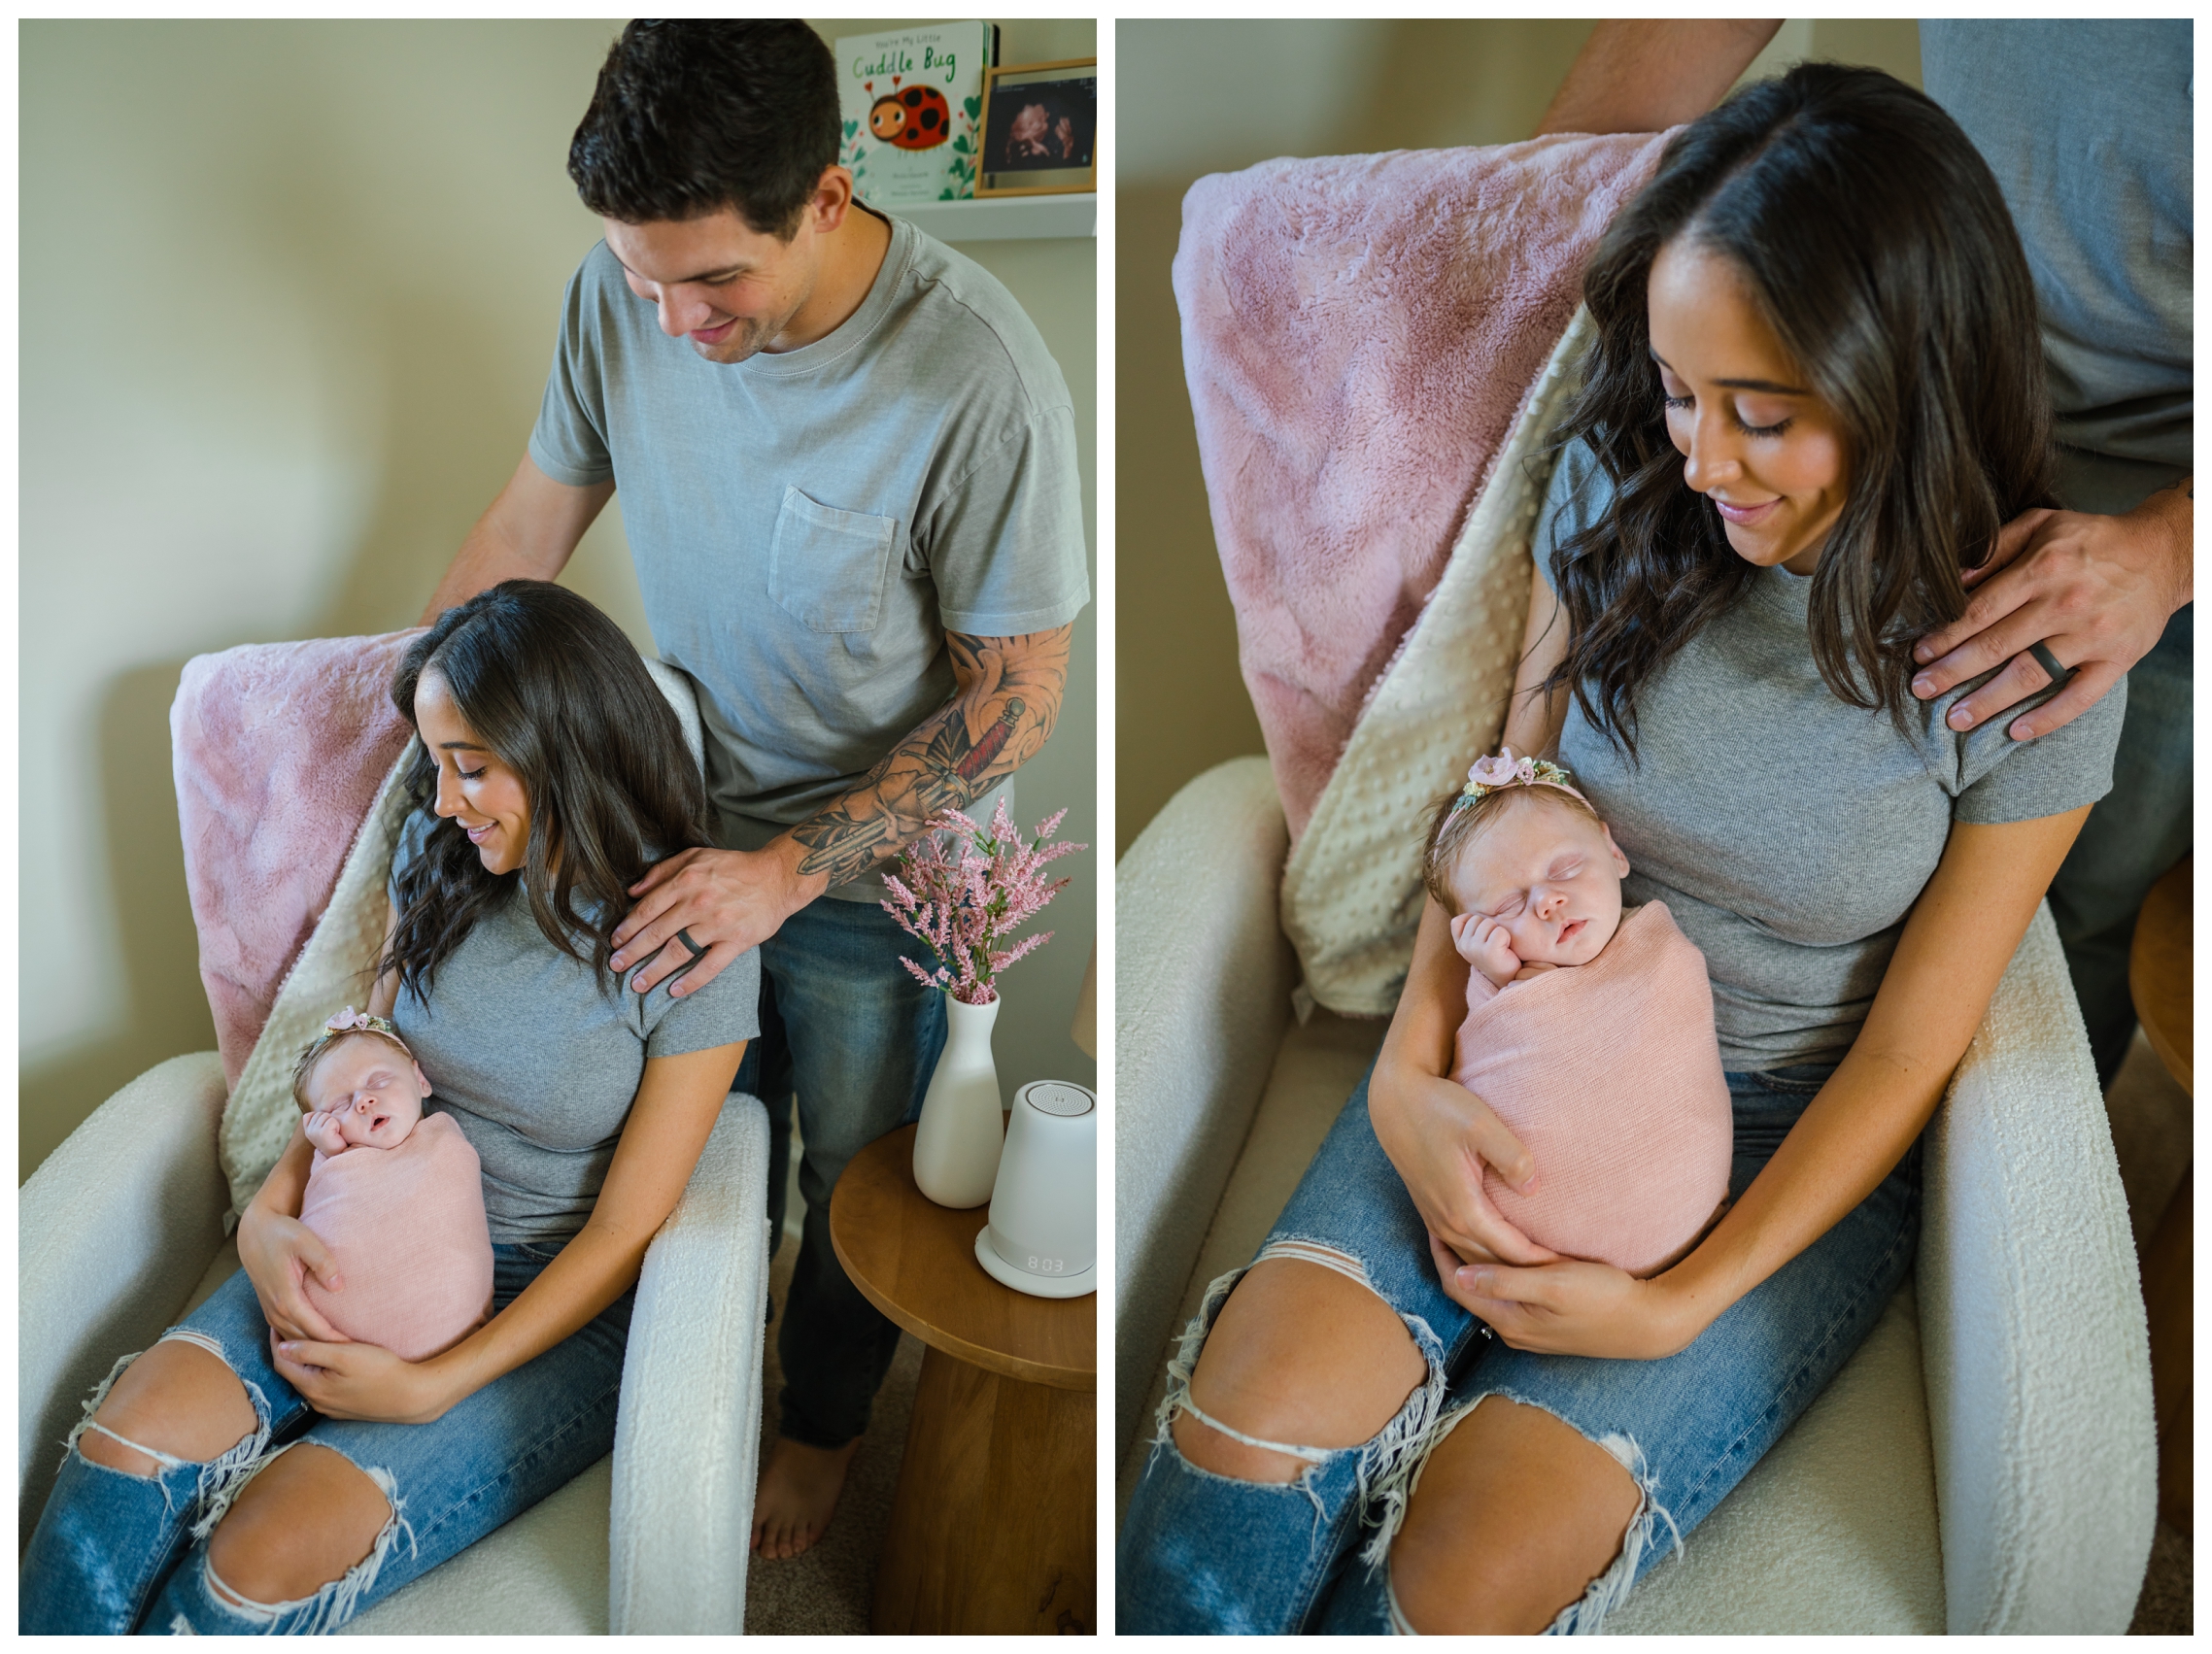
[835, 22, 998, 204]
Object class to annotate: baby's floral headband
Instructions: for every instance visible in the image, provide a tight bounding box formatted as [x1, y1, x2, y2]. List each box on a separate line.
[294, 1005, 414, 1077]
[1451, 746, 1587, 812]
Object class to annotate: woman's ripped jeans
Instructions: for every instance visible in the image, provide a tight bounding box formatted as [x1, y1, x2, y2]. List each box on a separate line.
[20, 1241, 630, 1635]
[1116, 1063, 1920, 1634]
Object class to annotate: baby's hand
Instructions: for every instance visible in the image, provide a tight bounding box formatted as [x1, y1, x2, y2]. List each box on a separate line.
[302, 1110, 349, 1157]
[1449, 911, 1522, 988]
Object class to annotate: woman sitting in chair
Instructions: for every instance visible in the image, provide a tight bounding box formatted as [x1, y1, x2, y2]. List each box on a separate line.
[1119, 65, 2127, 1634]
[21, 581, 759, 1634]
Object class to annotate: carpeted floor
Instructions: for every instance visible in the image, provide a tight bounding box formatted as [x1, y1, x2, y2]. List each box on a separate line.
[741, 1149, 924, 1635]
[2104, 1030, 2193, 1637]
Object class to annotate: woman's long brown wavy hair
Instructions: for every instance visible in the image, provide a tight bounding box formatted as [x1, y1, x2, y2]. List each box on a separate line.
[1542, 62, 2057, 756]
[381, 580, 709, 999]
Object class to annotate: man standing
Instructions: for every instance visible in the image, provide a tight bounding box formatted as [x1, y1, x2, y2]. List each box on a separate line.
[422, 20, 1088, 1557]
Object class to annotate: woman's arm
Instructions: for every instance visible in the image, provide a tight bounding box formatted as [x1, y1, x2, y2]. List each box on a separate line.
[1368, 565, 1579, 1266]
[236, 1128, 347, 1343]
[367, 894, 400, 1019]
[1451, 805, 2092, 1357]
[271, 1039, 748, 1422]
[1502, 568, 1572, 759]
[236, 897, 407, 1343]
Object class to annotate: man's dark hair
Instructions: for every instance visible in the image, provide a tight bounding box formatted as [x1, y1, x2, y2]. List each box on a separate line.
[1546, 62, 2056, 755]
[568, 19, 841, 238]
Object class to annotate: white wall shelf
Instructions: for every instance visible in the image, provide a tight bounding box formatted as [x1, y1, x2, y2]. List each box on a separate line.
[884, 194, 1096, 243]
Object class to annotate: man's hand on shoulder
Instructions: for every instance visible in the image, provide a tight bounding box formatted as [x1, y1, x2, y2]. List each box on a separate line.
[1910, 478, 2193, 740]
[611, 840, 824, 998]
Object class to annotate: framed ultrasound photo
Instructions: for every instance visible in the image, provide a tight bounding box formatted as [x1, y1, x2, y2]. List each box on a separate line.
[976, 58, 1097, 196]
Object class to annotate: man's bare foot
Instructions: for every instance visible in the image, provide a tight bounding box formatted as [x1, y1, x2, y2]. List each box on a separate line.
[751, 1435, 861, 1560]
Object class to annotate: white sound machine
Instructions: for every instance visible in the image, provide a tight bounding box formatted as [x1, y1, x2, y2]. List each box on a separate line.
[974, 1080, 1097, 1299]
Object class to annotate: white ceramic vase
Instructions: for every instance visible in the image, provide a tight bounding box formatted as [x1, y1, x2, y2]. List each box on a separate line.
[911, 993, 1004, 1208]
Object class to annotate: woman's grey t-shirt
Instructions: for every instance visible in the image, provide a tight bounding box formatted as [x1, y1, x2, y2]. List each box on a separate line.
[1536, 442, 2125, 1071]
[389, 812, 762, 1244]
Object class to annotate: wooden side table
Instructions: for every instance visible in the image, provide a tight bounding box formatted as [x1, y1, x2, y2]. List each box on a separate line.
[2129, 856, 2192, 1093]
[2128, 856, 2192, 1536]
[831, 1123, 1096, 1634]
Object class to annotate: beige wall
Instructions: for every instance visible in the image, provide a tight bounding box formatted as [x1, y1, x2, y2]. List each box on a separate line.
[21, 17, 1097, 1177]
[1114, 18, 1922, 853]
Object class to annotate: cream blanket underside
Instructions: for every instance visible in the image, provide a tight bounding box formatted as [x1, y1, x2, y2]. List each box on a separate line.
[1281, 309, 1593, 1017]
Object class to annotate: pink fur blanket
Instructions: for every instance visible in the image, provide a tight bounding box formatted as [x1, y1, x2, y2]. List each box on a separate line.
[172, 630, 421, 1086]
[1174, 131, 1673, 839]
[1453, 903, 1732, 1277]
[301, 1112, 494, 1362]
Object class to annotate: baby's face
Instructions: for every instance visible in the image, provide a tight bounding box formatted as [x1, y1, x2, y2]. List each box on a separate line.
[1448, 794, 1630, 968]
[303, 1034, 428, 1150]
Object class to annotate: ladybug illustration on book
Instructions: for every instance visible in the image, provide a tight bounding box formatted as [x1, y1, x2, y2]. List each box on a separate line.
[865, 79, 951, 151]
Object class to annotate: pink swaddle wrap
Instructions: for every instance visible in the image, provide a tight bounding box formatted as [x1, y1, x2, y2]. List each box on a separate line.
[1453, 902, 1732, 1277]
[300, 1112, 495, 1362]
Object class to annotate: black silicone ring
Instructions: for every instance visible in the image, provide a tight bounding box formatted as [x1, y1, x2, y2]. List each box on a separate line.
[2026, 639, 2075, 692]
[674, 927, 706, 960]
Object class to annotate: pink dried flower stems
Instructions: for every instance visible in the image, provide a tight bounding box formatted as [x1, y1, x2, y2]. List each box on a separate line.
[880, 797, 1085, 1006]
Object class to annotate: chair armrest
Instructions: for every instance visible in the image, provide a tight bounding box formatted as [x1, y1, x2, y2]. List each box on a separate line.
[1114, 757, 1298, 1461]
[18, 1053, 230, 1535]
[607, 1093, 771, 1635]
[1917, 901, 2155, 1633]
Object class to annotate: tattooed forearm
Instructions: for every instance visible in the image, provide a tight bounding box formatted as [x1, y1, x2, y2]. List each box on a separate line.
[788, 625, 1072, 887]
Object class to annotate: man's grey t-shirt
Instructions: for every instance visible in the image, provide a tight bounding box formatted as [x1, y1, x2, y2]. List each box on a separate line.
[1537, 443, 2125, 1071]
[389, 812, 763, 1244]
[528, 212, 1091, 900]
[1922, 19, 2193, 516]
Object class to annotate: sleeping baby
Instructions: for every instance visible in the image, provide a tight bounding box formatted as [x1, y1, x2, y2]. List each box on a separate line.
[1419, 750, 1731, 1277]
[289, 1007, 493, 1361]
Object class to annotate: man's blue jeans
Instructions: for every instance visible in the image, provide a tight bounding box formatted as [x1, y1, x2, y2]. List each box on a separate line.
[2049, 602, 2193, 1085]
[735, 893, 948, 1449]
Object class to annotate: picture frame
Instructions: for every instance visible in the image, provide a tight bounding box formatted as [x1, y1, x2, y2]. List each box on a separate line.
[975, 57, 1097, 197]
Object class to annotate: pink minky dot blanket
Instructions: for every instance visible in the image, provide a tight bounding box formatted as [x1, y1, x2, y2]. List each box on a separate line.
[1453, 903, 1732, 1277]
[301, 1112, 494, 1362]
[1174, 130, 1673, 841]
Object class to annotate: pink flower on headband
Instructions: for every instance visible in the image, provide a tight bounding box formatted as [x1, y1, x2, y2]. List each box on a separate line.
[1455, 746, 1586, 812]
[1468, 748, 1538, 791]
[324, 1006, 375, 1034]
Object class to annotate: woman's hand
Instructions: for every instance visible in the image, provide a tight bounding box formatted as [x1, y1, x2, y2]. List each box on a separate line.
[1428, 1232, 1694, 1361]
[270, 1335, 458, 1424]
[1370, 1058, 1556, 1268]
[236, 1201, 348, 1347]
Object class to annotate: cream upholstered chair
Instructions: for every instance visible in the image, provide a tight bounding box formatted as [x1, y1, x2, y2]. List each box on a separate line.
[1115, 142, 2158, 1634]
[1117, 762, 2155, 1635]
[19, 653, 770, 1635]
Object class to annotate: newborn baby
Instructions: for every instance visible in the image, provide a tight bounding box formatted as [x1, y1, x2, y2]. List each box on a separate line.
[290, 1008, 493, 1361]
[1421, 750, 1732, 1277]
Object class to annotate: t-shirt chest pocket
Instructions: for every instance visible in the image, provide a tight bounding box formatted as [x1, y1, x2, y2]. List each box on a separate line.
[768, 486, 902, 632]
